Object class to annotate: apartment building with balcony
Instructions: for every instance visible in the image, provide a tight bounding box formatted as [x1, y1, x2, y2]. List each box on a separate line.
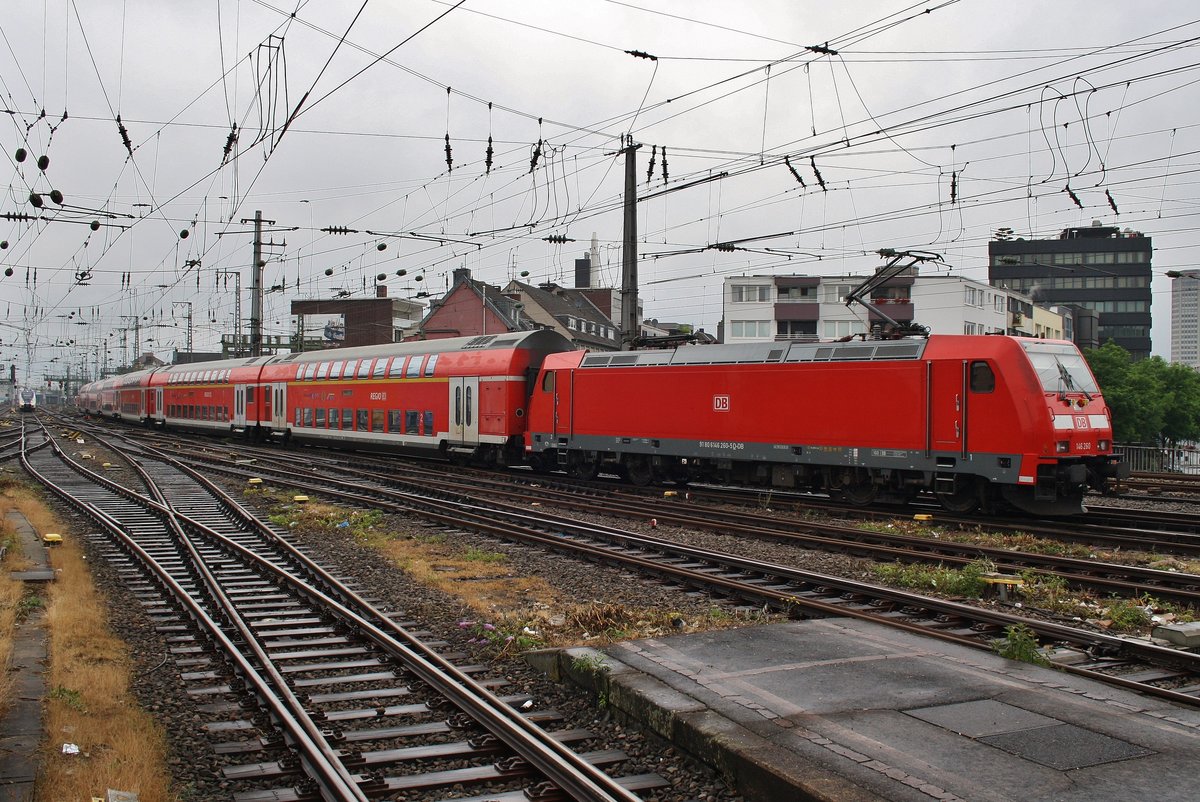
[721, 272, 1064, 343]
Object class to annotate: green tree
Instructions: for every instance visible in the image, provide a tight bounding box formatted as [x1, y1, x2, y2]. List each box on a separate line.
[1160, 361, 1200, 444]
[1083, 341, 1200, 445]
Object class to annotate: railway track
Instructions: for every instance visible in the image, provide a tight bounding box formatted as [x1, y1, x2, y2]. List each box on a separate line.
[87, 425, 1200, 609]
[67, 420, 1200, 710]
[19, 419, 661, 801]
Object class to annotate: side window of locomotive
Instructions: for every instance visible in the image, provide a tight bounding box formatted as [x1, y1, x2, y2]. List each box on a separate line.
[542, 371, 555, 392]
[969, 361, 995, 394]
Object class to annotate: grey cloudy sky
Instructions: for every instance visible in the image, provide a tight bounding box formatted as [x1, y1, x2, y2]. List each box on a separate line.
[3, 0, 1198, 382]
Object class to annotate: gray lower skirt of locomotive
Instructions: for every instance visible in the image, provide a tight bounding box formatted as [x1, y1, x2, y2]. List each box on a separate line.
[538, 433, 1033, 485]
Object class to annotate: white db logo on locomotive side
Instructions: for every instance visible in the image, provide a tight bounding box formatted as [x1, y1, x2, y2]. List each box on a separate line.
[713, 394, 730, 412]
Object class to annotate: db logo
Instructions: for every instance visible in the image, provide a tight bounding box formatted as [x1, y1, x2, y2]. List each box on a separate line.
[1074, 415, 1089, 429]
[713, 395, 731, 412]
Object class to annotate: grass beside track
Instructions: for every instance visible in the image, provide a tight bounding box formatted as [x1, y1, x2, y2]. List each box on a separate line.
[0, 476, 175, 802]
[257, 488, 774, 658]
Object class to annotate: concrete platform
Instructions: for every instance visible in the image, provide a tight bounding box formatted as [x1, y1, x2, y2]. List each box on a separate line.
[0, 511, 52, 802]
[529, 619, 1200, 802]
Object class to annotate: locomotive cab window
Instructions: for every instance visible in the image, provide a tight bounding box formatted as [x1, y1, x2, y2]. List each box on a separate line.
[541, 371, 555, 392]
[970, 361, 995, 393]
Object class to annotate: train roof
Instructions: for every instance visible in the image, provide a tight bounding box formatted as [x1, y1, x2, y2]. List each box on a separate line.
[268, 329, 574, 365]
[578, 337, 930, 368]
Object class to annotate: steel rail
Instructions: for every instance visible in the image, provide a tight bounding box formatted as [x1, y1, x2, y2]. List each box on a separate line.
[57, 416, 1200, 706]
[35, 421, 645, 802]
[133, 434, 1200, 608]
[21, 428, 367, 802]
[143, 439, 1200, 709]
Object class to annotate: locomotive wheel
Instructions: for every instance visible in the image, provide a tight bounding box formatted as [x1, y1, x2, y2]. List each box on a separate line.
[840, 479, 878, 506]
[568, 451, 600, 480]
[936, 478, 980, 513]
[624, 455, 654, 486]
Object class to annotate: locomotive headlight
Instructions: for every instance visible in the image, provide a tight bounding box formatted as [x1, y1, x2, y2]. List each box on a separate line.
[1056, 440, 1070, 453]
[1098, 439, 1110, 451]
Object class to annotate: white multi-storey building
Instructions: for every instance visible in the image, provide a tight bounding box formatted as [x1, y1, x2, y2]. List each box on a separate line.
[722, 272, 1061, 343]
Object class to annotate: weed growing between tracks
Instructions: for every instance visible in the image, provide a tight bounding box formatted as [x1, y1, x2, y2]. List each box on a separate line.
[870, 552, 1195, 635]
[857, 517, 1200, 574]
[992, 624, 1051, 666]
[872, 558, 996, 597]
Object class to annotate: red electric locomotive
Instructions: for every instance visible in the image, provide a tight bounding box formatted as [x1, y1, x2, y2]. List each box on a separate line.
[525, 334, 1125, 515]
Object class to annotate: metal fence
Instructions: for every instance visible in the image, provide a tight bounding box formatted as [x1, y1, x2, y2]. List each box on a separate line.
[1114, 444, 1200, 474]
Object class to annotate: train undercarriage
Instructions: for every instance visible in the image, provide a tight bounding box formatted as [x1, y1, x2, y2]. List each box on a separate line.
[534, 447, 1125, 517]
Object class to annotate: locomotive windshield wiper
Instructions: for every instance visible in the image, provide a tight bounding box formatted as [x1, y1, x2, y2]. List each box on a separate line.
[1055, 357, 1093, 401]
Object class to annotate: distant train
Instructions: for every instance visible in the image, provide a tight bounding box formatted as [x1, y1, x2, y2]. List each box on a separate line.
[17, 387, 36, 413]
[75, 330, 1127, 515]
